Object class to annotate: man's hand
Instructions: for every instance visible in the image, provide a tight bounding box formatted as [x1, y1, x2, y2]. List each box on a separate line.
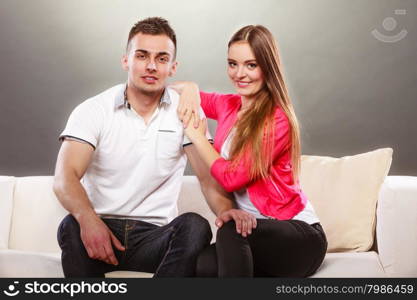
[215, 209, 257, 238]
[171, 81, 201, 129]
[78, 215, 125, 265]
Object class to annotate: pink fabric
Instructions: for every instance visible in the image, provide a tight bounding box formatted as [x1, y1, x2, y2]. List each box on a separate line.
[200, 91, 307, 220]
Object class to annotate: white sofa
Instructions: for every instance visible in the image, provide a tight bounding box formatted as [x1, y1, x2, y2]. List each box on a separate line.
[1, 175, 417, 278]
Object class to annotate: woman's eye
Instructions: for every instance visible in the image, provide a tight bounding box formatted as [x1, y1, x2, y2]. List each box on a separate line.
[228, 61, 237, 67]
[247, 63, 257, 69]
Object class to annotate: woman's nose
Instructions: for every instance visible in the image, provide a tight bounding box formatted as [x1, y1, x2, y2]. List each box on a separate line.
[236, 66, 245, 78]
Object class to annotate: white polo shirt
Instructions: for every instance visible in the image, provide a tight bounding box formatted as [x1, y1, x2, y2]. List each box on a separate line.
[60, 84, 208, 226]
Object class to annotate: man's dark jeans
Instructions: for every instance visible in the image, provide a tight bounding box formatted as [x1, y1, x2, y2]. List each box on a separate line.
[57, 213, 212, 277]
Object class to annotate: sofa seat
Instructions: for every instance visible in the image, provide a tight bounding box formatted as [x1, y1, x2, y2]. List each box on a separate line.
[1, 174, 417, 278]
[104, 251, 386, 278]
[310, 252, 386, 278]
[0, 250, 387, 278]
[0, 249, 63, 277]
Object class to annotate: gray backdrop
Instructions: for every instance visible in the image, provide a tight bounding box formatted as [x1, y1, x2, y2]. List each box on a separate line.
[0, 0, 416, 176]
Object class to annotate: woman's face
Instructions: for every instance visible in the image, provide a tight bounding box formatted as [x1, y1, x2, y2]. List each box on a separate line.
[227, 41, 264, 98]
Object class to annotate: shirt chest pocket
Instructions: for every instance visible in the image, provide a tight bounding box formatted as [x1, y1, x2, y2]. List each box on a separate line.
[156, 127, 183, 169]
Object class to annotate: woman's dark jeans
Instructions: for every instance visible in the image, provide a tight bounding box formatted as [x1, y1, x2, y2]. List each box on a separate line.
[197, 219, 327, 277]
[57, 212, 212, 277]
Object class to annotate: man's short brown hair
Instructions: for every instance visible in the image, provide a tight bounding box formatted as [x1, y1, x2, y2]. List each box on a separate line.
[126, 17, 177, 58]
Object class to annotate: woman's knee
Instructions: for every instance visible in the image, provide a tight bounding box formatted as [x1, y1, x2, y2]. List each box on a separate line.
[216, 220, 238, 242]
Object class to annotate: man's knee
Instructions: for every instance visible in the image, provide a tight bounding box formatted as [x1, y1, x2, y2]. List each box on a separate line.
[57, 214, 80, 247]
[176, 212, 212, 246]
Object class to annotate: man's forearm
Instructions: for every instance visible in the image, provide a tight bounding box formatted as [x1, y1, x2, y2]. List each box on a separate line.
[53, 172, 97, 224]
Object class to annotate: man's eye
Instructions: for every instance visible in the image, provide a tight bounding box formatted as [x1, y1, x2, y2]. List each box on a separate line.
[136, 54, 146, 59]
[159, 57, 169, 63]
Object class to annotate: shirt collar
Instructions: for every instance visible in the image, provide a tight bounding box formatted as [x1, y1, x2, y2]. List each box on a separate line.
[114, 84, 171, 109]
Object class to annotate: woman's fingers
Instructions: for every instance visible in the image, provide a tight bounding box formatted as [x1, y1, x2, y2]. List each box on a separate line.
[220, 209, 257, 238]
[193, 104, 200, 128]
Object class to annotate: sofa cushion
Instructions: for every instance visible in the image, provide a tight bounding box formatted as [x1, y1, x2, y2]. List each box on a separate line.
[0, 176, 15, 249]
[104, 252, 387, 278]
[310, 252, 386, 277]
[8, 176, 68, 252]
[0, 249, 63, 277]
[105, 271, 153, 278]
[300, 148, 392, 252]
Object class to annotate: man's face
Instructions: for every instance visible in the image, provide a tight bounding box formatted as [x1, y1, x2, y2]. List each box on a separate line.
[122, 33, 177, 95]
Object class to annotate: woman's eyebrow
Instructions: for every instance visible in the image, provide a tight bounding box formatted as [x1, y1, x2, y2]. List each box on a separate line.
[227, 58, 256, 63]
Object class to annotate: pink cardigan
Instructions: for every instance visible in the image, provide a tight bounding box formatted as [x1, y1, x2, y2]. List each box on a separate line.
[200, 92, 307, 220]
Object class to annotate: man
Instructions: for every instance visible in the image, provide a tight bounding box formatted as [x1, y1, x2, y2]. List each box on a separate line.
[54, 17, 213, 277]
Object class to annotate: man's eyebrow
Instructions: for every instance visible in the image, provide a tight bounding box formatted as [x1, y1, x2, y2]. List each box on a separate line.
[156, 51, 171, 57]
[134, 49, 171, 57]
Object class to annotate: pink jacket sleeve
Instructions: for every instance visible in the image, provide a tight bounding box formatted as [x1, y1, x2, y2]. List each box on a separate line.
[210, 109, 291, 192]
[200, 92, 220, 120]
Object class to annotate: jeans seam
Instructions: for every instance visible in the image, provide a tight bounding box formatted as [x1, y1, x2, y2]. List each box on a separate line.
[154, 227, 176, 276]
[124, 221, 129, 252]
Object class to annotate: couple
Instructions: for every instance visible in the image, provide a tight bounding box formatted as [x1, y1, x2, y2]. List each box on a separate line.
[54, 17, 327, 278]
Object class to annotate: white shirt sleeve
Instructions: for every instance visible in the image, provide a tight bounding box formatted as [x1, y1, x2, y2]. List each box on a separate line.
[59, 99, 104, 149]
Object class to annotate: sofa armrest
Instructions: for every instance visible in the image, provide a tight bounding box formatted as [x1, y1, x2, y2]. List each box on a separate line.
[0, 176, 15, 249]
[376, 176, 417, 277]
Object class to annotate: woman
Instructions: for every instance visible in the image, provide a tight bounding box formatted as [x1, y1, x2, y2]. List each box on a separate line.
[176, 25, 327, 277]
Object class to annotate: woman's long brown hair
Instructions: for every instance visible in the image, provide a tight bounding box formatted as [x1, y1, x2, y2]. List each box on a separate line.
[228, 25, 301, 182]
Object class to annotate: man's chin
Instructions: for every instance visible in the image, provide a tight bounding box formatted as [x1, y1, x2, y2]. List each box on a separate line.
[134, 84, 165, 96]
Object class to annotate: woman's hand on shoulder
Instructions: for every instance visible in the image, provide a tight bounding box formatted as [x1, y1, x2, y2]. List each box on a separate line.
[215, 208, 257, 238]
[169, 81, 201, 128]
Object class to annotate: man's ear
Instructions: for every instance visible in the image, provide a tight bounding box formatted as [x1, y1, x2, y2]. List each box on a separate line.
[121, 54, 129, 71]
[169, 61, 178, 77]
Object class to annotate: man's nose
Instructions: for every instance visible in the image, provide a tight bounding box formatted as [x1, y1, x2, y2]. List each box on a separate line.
[146, 59, 157, 72]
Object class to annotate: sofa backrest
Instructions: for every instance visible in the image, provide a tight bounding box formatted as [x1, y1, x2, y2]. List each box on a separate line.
[6, 176, 217, 253]
[8, 177, 68, 252]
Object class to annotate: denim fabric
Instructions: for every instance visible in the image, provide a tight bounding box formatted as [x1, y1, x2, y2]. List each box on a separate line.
[57, 213, 212, 277]
[196, 219, 327, 277]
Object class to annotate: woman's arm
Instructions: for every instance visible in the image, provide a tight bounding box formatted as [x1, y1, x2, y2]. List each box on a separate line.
[171, 81, 221, 127]
[185, 110, 291, 192]
[170, 81, 200, 128]
[184, 143, 256, 237]
[184, 117, 221, 167]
